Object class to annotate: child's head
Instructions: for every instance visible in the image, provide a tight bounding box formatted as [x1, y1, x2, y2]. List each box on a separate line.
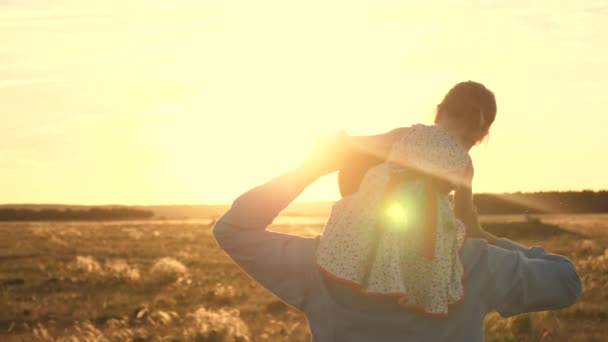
[434, 81, 496, 147]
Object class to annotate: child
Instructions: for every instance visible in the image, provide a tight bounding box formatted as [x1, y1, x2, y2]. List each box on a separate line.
[316, 81, 496, 316]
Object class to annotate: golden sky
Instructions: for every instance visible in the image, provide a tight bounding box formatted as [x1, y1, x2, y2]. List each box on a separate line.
[2, 1, 608, 205]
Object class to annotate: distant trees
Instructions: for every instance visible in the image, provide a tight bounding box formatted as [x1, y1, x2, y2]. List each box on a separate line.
[473, 190, 608, 215]
[0, 207, 154, 221]
[1, 190, 607, 221]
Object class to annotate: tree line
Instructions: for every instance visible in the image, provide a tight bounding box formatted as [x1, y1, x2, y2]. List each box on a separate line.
[1, 190, 607, 221]
[473, 190, 608, 215]
[0, 207, 154, 221]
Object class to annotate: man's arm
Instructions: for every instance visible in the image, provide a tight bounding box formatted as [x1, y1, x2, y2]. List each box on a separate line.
[213, 133, 346, 310]
[212, 164, 322, 309]
[452, 173, 580, 315]
[484, 239, 582, 317]
[454, 181, 581, 316]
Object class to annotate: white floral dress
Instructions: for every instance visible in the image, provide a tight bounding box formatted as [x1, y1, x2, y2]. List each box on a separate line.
[316, 124, 473, 316]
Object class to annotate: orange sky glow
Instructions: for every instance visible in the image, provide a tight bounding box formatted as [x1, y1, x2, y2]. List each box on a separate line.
[2, 1, 608, 205]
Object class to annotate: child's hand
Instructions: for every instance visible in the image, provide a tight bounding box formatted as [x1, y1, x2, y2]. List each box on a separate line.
[462, 206, 498, 244]
[301, 131, 349, 178]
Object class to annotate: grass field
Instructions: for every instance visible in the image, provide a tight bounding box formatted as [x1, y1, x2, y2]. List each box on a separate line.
[0, 214, 606, 341]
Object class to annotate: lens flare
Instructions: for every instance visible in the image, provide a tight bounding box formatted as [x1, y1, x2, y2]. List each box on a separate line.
[386, 203, 407, 225]
[382, 183, 425, 232]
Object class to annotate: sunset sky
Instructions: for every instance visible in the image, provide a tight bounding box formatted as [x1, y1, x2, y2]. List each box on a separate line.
[2, 1, 608, 205]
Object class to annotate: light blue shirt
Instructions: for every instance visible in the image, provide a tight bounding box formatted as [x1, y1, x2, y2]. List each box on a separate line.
[212, 171, 581, 341]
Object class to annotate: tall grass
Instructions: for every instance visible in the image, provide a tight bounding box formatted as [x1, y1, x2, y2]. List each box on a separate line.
[0, 216, 605, 341]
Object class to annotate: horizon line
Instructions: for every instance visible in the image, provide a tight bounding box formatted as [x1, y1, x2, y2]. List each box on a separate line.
[1, 188, 607, 208]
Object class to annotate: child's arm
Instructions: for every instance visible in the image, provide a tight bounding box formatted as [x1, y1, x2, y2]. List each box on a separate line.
[454, 186, 498, 243]
[338, 127, 409, 197]
[453, 163, 498, 243]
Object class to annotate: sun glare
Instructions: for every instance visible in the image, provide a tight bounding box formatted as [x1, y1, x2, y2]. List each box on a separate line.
[2, 1, 607, 205]
[382, 185, 427, 232]
[384, 202, 411, 231]
[386, 203, 406, 222]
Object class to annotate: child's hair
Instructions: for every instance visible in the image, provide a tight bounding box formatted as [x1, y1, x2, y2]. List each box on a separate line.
[435, 81, 497, 143]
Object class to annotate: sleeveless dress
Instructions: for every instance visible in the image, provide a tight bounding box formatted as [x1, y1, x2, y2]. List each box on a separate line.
[316, 124, 474, 316]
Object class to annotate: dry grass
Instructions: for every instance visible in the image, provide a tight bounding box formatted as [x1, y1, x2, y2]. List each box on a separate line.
[0, 215, 606, 341]
[31, 306, 250, 342]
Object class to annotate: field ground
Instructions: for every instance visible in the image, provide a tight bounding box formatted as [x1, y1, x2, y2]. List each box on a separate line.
[0, 214, 606, 341]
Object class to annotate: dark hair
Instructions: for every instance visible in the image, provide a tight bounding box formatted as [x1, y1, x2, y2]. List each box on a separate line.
[436, 81, 497, 143]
